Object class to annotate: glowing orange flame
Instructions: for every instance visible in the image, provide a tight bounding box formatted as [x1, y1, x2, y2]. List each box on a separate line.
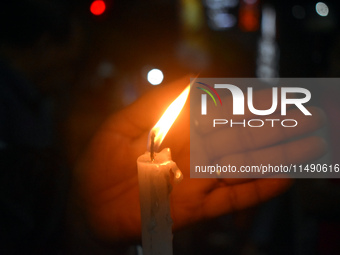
[149, 85, 190, 151]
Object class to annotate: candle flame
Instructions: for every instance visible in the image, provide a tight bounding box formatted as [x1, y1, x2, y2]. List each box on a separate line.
[149, 85, 190, 151]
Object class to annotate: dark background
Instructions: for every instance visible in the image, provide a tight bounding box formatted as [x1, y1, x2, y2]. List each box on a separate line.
[1, 0, 340, 254]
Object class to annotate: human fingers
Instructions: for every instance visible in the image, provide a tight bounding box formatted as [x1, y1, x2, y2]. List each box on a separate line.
[213, 136, 327, 179]
[114, 76, 191, 137]
[202, 177, 292, 219]
[193, 88, 294, 135]
[202, 107, 326, 161]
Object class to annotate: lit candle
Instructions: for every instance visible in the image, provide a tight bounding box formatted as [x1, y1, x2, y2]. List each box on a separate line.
[137, 85, 190, 255]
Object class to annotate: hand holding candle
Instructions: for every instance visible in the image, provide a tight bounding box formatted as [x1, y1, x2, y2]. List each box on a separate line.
[74, 76, 326, 242]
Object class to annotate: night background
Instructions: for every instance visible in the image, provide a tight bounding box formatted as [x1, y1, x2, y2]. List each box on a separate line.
[0, 0, 340, 254]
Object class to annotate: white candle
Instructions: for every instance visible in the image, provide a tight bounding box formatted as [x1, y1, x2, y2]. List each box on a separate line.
[137, 148, 182, 255]
[137, 85, 190, 255]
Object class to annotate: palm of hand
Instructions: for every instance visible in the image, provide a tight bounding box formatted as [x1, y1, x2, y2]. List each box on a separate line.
[74, 77, 325, 241]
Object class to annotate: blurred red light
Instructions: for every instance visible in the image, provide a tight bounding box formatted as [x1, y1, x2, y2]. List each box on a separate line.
[90, 0, 106, 16]
[238, 0, 260, 32]
[239, 9, 259, 32]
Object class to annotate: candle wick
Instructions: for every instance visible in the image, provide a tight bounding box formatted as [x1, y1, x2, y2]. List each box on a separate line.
[150, 132, 155, 161]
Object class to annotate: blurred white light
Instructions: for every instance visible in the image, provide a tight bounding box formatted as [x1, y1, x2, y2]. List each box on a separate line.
[257, 5, 279, 81]
[215, 13, 236, 28]
[262, 6, 276, 38]
[316, 2, 329, 17]
[209, 11, 236, 29]
[147, 69, 164, 85]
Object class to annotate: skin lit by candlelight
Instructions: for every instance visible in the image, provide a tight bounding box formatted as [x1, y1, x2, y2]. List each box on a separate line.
[149, 85, 190, 151]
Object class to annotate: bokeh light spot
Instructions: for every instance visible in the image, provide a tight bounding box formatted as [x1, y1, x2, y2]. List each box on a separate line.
[316, 2, 329, 17]
[90, 0, 106, 16]
[147, 69, 164, 85]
